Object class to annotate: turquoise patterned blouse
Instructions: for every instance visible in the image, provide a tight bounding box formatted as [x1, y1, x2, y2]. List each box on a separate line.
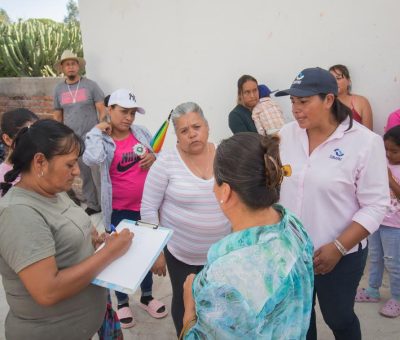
[185, 205, 314, 340]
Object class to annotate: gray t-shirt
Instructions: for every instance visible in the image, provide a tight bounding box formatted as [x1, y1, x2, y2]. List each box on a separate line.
[54, 77, 104, 137]
[0, 187, 107, 340]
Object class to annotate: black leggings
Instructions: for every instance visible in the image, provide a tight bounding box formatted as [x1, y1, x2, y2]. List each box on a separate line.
[164, 247, 203, 337]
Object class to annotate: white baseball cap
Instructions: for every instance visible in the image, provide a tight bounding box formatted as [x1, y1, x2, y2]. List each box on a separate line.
[107, 89, 145, 114]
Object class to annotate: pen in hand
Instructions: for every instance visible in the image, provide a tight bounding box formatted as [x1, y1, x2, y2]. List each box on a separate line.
[109, 224, 118, 236]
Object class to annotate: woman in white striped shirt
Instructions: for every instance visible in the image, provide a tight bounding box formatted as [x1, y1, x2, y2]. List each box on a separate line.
[141, 102, 231, 336]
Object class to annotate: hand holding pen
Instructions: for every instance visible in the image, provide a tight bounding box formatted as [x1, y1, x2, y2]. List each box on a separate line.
[103, 224, 134, 259]
[109, 224, 118, 236]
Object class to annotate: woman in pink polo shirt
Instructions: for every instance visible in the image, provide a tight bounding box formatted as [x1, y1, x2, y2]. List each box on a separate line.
[276, 67, 389, 340]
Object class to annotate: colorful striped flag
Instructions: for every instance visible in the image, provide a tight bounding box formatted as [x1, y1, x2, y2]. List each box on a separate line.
[150, 110, 172, 153]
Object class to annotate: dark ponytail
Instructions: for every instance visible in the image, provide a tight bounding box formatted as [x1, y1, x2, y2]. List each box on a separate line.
[318, 94, 353, 131]
[0, 182, 12, 196]
[4, 167, 21, 185]
[214, 132, 282, 209]
[2, 119, 84, 196]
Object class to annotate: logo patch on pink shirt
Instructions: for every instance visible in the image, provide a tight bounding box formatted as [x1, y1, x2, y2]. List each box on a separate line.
[329, 148, 344, 161]
[60, 88, 88, 105]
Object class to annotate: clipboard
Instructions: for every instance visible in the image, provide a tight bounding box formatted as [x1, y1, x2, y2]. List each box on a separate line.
[92, 219, 173, 294]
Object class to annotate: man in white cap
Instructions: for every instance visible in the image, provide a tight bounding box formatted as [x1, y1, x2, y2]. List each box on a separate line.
[53, 50, 105, 215]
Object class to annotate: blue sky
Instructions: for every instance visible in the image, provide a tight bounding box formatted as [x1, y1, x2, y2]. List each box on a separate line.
[1, 0, 70, 22]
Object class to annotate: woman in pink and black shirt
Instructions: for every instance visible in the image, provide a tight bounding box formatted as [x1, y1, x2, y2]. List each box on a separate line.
[83, 89, 167, 329]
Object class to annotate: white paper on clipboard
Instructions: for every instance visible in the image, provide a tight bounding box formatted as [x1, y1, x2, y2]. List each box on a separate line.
[92, 219, 173, 294]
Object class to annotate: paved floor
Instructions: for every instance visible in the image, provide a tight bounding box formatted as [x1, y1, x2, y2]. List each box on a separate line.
[0, 212, 398, 339]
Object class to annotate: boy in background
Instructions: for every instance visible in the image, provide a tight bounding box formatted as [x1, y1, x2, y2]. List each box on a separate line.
[252, 84, 285, 135]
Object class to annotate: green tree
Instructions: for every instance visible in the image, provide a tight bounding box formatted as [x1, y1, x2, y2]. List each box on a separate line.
[0, 8, 10, 24]
[64, 0, 79, 24]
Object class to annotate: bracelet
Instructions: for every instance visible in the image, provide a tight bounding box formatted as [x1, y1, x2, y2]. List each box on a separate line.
[334, 239, 347, 256]
[178, 317, 197, 340]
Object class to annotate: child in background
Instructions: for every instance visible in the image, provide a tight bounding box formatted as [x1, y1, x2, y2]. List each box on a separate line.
[252, 84, 285, 135]
[355, 125, 400, 318]
[0, 108, 39, 190]
[83, 89, 167, 328]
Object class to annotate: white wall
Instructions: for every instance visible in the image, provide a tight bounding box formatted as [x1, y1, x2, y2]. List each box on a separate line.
[79, 0, 400, 147]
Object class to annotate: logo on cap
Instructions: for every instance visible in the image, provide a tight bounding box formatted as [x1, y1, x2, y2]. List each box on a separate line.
[129, 93, 136, 101]
[293, 72, 304, 85]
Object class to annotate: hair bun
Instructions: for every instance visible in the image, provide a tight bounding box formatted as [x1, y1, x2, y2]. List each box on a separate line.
[261, 135, 282, 188]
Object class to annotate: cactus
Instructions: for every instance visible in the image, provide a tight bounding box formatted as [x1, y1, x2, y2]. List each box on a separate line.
[0, 19, 83, 77]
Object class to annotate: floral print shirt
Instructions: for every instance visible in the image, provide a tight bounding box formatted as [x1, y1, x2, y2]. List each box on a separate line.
[185, 205, 314, 340]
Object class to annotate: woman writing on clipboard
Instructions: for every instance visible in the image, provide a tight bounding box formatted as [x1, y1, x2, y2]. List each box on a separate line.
[0, 119, 133, 340]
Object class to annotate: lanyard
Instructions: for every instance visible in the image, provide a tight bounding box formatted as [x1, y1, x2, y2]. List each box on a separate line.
[67, 79, 81, 104]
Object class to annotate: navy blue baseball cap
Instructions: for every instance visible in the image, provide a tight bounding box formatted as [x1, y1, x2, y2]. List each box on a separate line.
[258, 84, 272, 98]
[275, 67, 338, 97]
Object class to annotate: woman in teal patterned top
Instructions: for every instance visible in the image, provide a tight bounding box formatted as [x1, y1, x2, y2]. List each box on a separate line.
[181, 133, 314, 340]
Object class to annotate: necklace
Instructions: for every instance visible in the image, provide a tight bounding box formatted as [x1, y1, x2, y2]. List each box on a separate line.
[67, 78, 81, 104]
[186, 143, 211, 180]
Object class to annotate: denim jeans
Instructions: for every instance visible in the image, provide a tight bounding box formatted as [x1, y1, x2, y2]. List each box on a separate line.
[111, 209, 153, 305]
[307, 244, 367, 340]
[368, 225, 400, 300]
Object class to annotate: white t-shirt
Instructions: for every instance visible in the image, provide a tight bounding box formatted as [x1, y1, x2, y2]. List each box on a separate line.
[279, 118, 389, 254]
[141, 145, 231, 265]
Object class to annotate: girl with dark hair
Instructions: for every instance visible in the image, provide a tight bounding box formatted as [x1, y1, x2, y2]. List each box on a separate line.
[355, 126, 400, 318]
[181, 133, 314, 339]
[276, 67, 389, 340]
[0, 108, 38, 187]
[228, 74, 259, 133]
[329, 64, 373, 129]
[0, 119, 133, 340]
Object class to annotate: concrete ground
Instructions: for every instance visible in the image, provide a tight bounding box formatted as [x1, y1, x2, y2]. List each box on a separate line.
[0, 211, 398, 339]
